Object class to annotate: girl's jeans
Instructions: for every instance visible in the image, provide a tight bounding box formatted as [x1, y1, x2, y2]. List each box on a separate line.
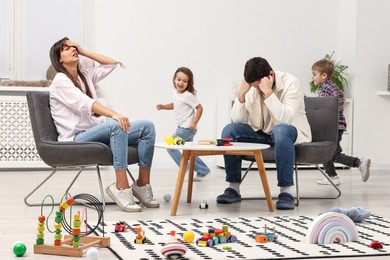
[168, 127, 210, 176]
[222, 123, 297, 187]
[74, 119, 155, 170]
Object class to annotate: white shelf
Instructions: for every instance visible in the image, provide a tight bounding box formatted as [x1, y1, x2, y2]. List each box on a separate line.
[0, 86, 49, 92]
[377, 91, 390, 96]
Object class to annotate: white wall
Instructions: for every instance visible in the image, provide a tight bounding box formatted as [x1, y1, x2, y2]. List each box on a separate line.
[351, 0, 390, 169]
[91, 0, 347, 166]
[10, 0, 381, 168]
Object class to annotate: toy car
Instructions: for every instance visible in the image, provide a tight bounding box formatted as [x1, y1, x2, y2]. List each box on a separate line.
[114, 221, 127, 232]
[199, 200, 208, 209]
[196, 225, 237, 247]
[134, 226, 146, 244]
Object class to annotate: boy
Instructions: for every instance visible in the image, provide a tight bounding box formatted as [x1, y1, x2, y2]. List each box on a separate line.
[311, 59, 371, 186]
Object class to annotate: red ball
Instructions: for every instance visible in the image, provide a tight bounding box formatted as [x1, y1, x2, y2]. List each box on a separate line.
[38, 215, 46, 223]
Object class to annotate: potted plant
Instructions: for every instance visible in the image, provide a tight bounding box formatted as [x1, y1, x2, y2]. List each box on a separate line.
[310, 51, 349, 93]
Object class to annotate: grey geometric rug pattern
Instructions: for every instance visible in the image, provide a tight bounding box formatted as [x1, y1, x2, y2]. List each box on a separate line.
[93, 214, 390, 260]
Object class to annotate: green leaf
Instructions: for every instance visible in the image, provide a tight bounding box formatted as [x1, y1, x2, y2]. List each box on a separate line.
[310, 51, 349, 93]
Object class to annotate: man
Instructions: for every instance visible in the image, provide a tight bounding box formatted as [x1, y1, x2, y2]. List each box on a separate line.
[217, 57, 311, 210]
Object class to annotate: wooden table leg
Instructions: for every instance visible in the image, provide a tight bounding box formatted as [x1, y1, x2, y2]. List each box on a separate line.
[253, 150, 274, 212]
[187, 155, 195, 203]
[171, 150, 190, 216]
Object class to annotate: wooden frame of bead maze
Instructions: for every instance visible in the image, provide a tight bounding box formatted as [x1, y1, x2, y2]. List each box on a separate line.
[34, 196, 110, 257]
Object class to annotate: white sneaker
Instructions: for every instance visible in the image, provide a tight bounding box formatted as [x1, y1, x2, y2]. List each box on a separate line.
[317, 176, 340, 186]
[132, 183, 160, 208]
[358, 158, 371, 182]
[106, 183, 142, 212]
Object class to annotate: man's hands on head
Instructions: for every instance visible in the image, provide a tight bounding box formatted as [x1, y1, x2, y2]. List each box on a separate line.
[238, 72, 274, 102]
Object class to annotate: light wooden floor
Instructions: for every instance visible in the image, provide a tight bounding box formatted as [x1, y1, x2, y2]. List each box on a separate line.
[0, 165, 388, 259]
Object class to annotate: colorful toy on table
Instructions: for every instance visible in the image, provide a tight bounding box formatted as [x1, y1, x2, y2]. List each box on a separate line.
[134, 226, 146, 244]
[198, 138, 233, 146]
[165, 135, 185, 145]
[255, 224, 277, 243]
[161, 230, 187, 259]
[196, 225, 237, 247]
[328, 206, 371, 223]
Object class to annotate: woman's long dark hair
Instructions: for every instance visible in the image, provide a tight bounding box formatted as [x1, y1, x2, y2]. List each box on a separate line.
[49, 37, 92, 98]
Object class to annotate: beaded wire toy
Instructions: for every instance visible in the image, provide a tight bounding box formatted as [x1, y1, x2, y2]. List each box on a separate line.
[34, 193, 109, 257]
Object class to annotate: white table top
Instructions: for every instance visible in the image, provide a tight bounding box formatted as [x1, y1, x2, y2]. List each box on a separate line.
[155, 142, 270, 151]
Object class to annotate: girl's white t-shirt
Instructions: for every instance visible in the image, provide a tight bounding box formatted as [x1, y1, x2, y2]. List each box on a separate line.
[173, 90, 200, 128]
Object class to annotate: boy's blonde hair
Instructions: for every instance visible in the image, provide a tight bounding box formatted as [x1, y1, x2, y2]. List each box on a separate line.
[312, 59, 335, 79]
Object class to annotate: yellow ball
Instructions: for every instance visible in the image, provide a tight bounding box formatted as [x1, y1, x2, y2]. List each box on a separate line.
[165, 135, 174, 145]
[183, 230, 195, 243]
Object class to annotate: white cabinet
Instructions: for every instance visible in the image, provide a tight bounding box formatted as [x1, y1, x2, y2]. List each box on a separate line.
[215, 96, 354, 168]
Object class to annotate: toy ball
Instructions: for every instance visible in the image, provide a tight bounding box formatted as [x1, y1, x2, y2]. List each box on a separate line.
[163, 194, 171, 202]
[13, 242, 27, 257]
[165, 135, 174, 145]
[183, 230, 195, 243]
[86, 247, 99, 260]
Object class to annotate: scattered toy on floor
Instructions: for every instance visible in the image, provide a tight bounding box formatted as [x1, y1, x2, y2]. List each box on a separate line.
[196, 225, 237, 247]
[114, 221, 127, 232]
[86, 247, 99, 260]
[370, 240, 383, 249]
[199, 200, 208, 209]
[13, 241, 27, 257]
[183, 230, 195, 243]
[163, 194, 171, 202]
[161, 230, 187, 259]
[134, 226, 146, 244]
[328, 206, 371, 223]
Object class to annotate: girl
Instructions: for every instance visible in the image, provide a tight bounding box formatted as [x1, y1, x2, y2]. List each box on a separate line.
[157, 67, 210, 179]
[49, 37, 159, 212]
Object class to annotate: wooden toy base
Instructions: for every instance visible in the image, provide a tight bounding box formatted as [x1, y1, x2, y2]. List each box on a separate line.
[34, 235, 110, 257]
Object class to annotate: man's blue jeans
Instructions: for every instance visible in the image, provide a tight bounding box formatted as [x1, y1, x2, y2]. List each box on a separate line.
[167, 127, 210, 176]
[74, 119, 155, 170]
[221, 123, 297, 187]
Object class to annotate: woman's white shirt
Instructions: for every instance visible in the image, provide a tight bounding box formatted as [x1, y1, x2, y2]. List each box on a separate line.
[49, 64, 117, 141]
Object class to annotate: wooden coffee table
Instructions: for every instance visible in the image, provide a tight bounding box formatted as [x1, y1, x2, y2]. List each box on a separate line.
[155, 142, 273, 216]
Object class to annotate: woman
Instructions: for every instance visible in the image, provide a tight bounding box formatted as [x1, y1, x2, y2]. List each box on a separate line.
[49, 37, 158, 212]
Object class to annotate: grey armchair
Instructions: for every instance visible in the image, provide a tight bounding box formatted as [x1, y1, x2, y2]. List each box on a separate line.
[241, 96, 340, 205]
[25, 91, 138, 208]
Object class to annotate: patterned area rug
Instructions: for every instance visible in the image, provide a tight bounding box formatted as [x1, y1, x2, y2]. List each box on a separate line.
[93, 214, 390, 260]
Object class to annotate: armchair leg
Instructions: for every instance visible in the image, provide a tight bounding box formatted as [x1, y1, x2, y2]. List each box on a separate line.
[241, 161, 255, 183]
[315, 164, 342, 199]
[294, 164, 300, 206]
[24, 167, 59, 207]
[126, 168, 136, 183]
[24, 165, 110, 210]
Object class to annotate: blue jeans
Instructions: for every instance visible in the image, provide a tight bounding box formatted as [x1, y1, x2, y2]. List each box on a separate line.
[221, 123, 297, 187]
[167, 127, 210, 176]
[74, 119, 155, 170]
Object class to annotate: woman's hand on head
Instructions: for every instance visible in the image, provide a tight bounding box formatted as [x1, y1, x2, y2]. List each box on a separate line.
[65, 40, 84, 56]
[112, 114, 131, 132]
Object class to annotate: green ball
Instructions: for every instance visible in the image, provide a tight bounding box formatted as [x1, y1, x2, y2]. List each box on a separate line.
[13, 242, 27, 257]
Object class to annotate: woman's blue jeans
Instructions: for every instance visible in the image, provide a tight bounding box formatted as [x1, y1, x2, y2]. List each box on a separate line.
[74, 119, 155, 170]
[167, 127, 210, 176]
[221, 123, 297, 187]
